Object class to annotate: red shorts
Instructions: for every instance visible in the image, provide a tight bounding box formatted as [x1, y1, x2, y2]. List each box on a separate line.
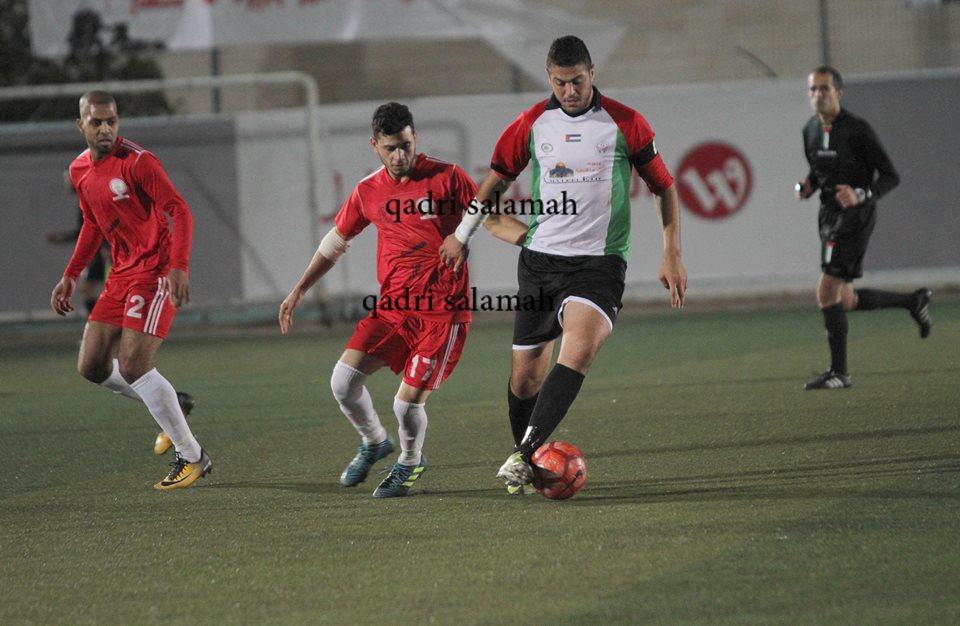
[346, 312, 468, 390]
[89, 276, 177, 338]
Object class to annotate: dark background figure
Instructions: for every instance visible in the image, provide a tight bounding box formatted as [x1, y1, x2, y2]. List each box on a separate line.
[797, 65, 932, 391]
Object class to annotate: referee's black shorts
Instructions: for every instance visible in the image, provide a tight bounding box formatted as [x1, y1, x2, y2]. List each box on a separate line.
[512, 247, 626, 349]
[817, 202, 877, 280]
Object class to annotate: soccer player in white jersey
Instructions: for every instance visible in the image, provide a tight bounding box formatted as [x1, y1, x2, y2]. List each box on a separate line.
[439, 35, 688, 493]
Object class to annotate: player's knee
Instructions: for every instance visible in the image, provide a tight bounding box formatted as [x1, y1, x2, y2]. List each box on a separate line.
[78, 360, 110, 384]
[330, 361, 364, 405]
[118, 361, 151, 384]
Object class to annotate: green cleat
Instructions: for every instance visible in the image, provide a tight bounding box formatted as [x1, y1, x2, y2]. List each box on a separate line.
[340, 435, 396, 486]
[372, 454, 427, 498]
[496, 451, 533, 486]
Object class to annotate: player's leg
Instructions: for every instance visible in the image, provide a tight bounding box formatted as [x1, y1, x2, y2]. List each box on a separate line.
[372, 320, 466, 498]
[805, 273, 852, 389]
[506, 248, 564, 445]
[334, 347, 394, 487]
[112, 279, 210, 489]
[854, 287, 933, 338]
[507, 343, 553, 447]
[516, 300, 610, 458]
[118, 329, 195, 453]
[371, 382, 432, 499]
[82, 280, 194, 454]
[77, 319, 124, 386]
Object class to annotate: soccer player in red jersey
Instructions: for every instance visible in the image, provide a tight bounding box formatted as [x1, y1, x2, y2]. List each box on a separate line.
[50, 91, 211, 490]
[279, 102, 526, 498]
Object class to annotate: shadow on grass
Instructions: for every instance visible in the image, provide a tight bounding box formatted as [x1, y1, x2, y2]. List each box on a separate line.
[578, 452, 960, 504]
[592, 424, 960, 458]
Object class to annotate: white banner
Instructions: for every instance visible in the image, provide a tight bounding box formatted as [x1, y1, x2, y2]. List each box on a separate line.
[28, 0, 623, 86]
[235, 79, 820, 304]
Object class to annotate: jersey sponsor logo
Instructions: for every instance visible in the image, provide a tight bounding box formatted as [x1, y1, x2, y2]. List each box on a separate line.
[548, 162, 574, 178]
[595, 142, 609, 154]
[109, 178, 130, 201]
[543, 160, 603, 184]
[676, 142, 752, 220]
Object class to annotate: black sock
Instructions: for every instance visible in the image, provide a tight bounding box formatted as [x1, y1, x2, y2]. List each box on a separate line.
[518, 364, 585, 457]
[856, 288, 912, 311]
[822, 303, 848, 375]
[507, 384, 539, 447]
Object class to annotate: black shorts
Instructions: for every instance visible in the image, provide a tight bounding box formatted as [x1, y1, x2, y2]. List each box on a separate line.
[512, 248, 626, 349]
[818, 202, 876, 280]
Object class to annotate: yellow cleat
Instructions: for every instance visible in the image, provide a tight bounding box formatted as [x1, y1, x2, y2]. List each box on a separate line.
[154, 431, 173, 456]
[153, 391, 196, 455]
[154, 449, 213, 490]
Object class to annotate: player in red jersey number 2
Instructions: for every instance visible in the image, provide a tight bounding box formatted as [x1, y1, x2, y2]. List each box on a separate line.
[50, 91, 210, 490]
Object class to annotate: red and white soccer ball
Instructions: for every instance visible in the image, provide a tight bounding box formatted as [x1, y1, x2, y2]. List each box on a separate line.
[531, 441, 588, 500]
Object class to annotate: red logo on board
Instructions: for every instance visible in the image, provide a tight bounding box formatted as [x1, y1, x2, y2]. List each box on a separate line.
[676, 142, 752, 219]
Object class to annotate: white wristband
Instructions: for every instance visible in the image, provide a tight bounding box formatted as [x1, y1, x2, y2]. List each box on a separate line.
[454, 199, 488, 245]
[317, 227, 350, 261]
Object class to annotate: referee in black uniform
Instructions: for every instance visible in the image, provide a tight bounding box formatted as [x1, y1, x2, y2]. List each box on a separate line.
[797, 66, 932, 390]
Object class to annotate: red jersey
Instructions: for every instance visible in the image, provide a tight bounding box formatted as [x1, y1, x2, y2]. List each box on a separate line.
[65, 137, 192, 282]
[336, 154, 478, 323]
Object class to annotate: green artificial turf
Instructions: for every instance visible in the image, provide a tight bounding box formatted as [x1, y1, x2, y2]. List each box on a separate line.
[1, 302, 958, 625]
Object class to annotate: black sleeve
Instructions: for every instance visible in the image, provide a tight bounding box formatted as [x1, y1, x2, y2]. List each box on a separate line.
[859, 121, 900, 200]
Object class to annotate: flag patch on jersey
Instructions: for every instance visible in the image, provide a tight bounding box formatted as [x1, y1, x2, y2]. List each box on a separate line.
[564, 134, 581, 142]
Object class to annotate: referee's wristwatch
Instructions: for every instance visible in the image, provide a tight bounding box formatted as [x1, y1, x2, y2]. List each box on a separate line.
[855, 187, 871, 203]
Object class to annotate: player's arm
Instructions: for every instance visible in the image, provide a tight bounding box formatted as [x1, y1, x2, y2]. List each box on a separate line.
[797, 169, 818, 200]
[136, 154, 194, 307]
[52, 198, 104, 315]
[634, 142, 687, 309]
[835, 124, 899, 208]
[481, 171, 528, 246]
[861, 122, 899, 201]
[279, 227, 351, 334]
[439, 170, 522, 271]
[654, 183, 687, 309]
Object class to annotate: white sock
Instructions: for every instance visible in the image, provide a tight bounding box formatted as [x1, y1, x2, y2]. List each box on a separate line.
[100, 359, 141, 401]
[130, 369, 202, 461]
[393, 397, 427, 466]
[330, 361, 387, 445]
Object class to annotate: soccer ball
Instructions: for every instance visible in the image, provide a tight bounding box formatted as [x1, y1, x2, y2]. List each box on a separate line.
[531, 441, 587, 500]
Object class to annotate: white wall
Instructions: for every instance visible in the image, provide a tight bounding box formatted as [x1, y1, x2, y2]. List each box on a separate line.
[235, 79, 821, 304]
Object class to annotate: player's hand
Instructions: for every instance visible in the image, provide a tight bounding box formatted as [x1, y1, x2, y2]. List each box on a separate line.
[164, 268, 191, 308]
[279, 288, 303, 335]
[659, 255, 687, 310]
[834, 184, 860, 208]
[438, 234, 468, 272]
[50, 276, 77, 316]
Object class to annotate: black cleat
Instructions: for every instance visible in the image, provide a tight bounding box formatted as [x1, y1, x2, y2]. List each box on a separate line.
[804, 370, 852, 390]
[910, 288, 933, 339]
[177, 391, 196, 417]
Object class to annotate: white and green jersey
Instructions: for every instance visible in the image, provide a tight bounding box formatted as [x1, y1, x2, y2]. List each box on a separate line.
[490, 89, 673, 261]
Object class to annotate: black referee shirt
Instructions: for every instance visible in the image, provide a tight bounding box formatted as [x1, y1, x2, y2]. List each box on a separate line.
[802, 108, 900, 207]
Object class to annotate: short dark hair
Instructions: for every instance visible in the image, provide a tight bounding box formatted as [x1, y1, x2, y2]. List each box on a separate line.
[812, 65, 843, 89]
[78, 90, 117, 115]
[371, 102, 414, 137]
[547, 35, 592, 68]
